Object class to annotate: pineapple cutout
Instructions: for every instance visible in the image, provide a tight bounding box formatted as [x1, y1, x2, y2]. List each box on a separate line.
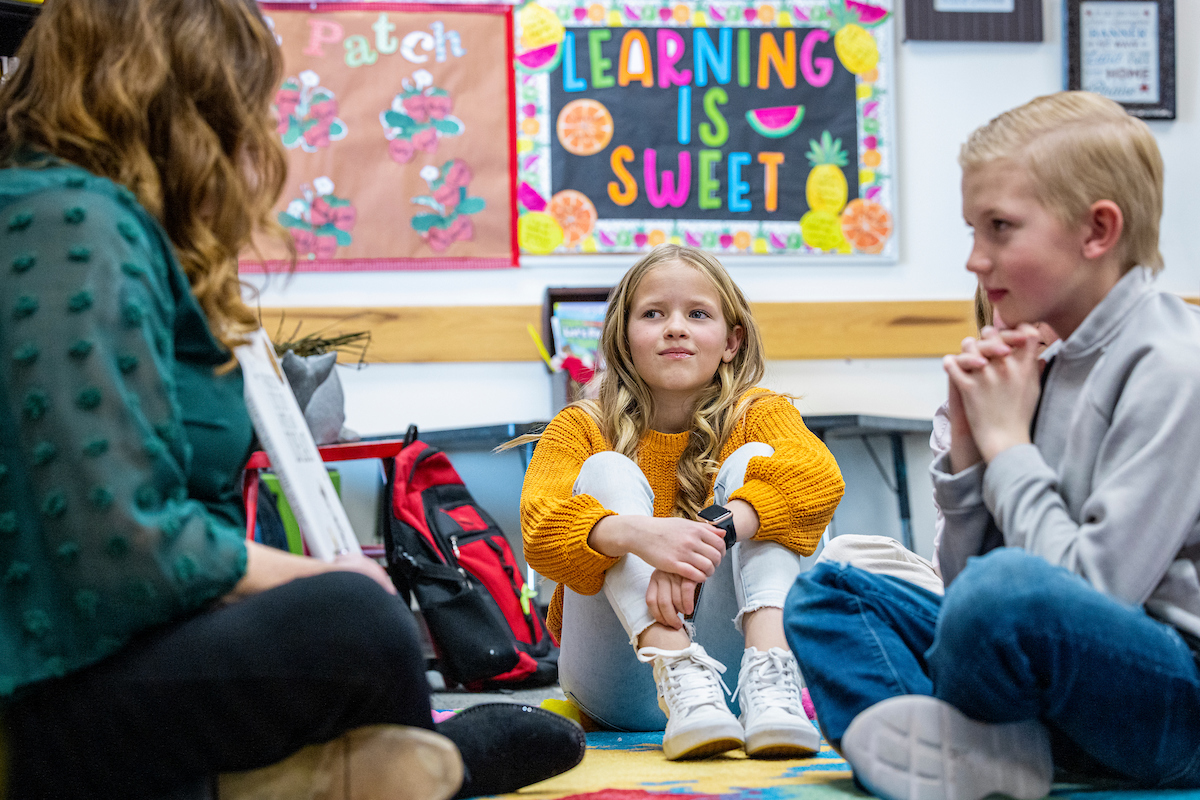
[801, 131, 851, 252]
[811, 1, 885, 76]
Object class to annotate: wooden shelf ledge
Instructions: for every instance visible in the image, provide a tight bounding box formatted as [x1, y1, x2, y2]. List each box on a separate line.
[258, 296, 1200, 364]
[258, 300, 978, 363]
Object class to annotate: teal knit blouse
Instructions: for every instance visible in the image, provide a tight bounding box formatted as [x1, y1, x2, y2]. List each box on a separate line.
[0, 161, 251, 697]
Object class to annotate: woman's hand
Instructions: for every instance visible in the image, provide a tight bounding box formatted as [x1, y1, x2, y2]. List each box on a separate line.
[331, 553, 398, 595]
[589, 515, 725, 583]
[225, 541, 397, 603]
[645, 569, 699, 628]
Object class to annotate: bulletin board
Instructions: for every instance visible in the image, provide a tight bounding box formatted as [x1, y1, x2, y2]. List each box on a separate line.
[513, 0, 897, 260]
[241, 2, 518, 274]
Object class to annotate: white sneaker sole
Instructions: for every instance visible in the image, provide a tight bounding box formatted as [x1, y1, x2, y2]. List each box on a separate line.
[744, 719, 821, 758]
[220, 725, 464, 800]
[841, 696, 1052, 800]
[663, 718, 745, 761]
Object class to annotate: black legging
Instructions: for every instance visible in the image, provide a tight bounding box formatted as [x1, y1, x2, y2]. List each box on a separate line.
[5, 571, 433, 799]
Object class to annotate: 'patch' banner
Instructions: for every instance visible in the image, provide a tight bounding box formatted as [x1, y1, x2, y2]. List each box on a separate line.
[241, 2, 518, 273]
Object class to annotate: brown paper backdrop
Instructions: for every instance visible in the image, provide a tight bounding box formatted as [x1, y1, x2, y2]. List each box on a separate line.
[242, 3, 516, 272]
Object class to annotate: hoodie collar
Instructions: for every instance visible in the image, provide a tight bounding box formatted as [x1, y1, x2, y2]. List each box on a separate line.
[1057, 266, 1154, 359]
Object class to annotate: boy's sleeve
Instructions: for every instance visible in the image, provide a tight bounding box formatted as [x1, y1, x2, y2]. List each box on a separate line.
[728, 396, 845, 556]
[519, 408, 618, 596]
[930, 454, 1002, 584]
[0, 188, 248, 681]
[983, 347, 1200, 605]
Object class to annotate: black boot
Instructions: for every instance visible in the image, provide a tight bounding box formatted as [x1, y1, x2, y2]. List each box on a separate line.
[437, 702, 586, 799]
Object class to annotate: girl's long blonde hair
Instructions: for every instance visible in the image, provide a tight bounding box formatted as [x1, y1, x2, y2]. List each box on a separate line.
[507, 245, 780, 519]
[0, 0, 291, 353]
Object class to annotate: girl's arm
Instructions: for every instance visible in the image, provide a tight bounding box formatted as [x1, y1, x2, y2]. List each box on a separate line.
[727, 394, 845, 556]
[589, 513, 724, 583]
[519, 408, 620, 596]
[522, 410, 727, 591]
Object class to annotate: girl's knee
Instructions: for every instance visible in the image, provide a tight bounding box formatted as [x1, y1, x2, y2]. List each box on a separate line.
[579, 450, 638, 476]
[574, 452, 653, 513]
[713, 442, 774, 504]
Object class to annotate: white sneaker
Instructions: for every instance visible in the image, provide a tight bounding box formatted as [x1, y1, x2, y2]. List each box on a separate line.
[736, 647, 821, 758]
[637, 643, 744, 760]
[841, 695, 1053, 800]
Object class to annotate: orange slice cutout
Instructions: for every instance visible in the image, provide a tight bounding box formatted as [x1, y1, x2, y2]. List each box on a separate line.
[841, 199, 892, 254]
[547, 190, 597, 248]
[556, 99, 614, 157]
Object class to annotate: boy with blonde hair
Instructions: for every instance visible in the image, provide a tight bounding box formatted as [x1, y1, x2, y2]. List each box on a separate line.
[784, 91, 1200, 800]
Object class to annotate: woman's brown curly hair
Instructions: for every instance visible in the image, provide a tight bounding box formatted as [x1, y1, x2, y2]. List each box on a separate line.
[0, 0, 291, 352]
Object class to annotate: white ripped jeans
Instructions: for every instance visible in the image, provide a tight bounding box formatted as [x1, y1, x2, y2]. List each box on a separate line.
[557, 443, 805, 731]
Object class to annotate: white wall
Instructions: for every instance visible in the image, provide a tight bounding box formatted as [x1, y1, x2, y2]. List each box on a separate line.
[252, 0, 1200, 436]
[257, 0, 1200, 557]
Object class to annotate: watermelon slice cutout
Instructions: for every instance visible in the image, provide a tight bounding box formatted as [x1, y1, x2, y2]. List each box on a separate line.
[746, 105, 805, 139]
[516, 42, 563, 73]
[846, 0, 890, 25]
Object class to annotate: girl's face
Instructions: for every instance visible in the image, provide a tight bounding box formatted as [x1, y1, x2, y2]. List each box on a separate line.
[627, 261, 743, 416]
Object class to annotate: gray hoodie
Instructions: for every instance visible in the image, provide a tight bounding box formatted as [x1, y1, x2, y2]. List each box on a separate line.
[933, 267, 1200, 641]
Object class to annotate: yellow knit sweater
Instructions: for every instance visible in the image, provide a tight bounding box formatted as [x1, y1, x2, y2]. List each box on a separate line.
[520, 390, 846, 641]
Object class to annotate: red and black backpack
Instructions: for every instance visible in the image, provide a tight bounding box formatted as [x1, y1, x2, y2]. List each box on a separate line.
[382, 427, 558, 690]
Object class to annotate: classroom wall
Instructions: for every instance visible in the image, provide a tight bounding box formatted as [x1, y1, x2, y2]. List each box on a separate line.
[251, 0, 1199, 557]
[251, 0, 1200, 433]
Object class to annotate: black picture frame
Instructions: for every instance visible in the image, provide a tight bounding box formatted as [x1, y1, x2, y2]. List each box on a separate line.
[0, 0, 41, 59]
[1066, 0, 1175, 120]
[542, 287, 610, 361]
[904, 0, 1042, 42]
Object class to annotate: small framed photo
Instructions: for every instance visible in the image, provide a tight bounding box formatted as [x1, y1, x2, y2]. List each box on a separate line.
[1066, 0, 1175, 120]
[904, 0, 1043, 42]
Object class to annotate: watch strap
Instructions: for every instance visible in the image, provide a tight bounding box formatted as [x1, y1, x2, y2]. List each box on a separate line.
[700, 503, 737, 550]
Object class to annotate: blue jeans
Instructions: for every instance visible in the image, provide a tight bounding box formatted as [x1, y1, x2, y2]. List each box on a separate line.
[784, 548, 1200, 788]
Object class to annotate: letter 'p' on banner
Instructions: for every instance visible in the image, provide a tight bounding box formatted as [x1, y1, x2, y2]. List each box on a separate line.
[514, 0, 898, 260]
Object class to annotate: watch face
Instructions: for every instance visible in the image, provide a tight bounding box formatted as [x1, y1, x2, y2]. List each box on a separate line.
[699, 505, 732, 525]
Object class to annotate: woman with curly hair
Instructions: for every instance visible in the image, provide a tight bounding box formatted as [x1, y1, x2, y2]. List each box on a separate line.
[0, 2, 582, 798]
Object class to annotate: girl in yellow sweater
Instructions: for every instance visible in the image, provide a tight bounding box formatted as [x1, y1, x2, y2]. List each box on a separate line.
[518, 245, 845, 760]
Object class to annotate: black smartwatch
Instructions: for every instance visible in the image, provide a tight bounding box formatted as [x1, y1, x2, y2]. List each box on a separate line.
[698, 503, 737, 550]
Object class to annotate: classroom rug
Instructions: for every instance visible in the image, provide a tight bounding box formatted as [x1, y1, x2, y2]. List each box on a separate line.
[495, 730, 1200, 800]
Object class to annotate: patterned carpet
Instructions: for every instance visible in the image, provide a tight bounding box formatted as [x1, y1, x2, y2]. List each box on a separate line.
[509, 730, 858, 800]
[492, 729, 1200, 800]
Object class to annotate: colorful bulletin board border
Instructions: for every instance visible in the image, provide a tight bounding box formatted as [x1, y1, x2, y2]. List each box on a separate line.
[513, 0, 897, 260]
[241, 2, 518, 274]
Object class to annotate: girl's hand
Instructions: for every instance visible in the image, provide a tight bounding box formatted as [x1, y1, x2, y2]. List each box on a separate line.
[589, 515, 725, 582]
[627, 517, 726, 581]
[645, 569, 699, 628]
[945, 323, 1042, 462]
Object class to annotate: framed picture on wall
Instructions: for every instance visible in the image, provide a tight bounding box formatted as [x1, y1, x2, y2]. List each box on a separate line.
[1066, 0, 1175, 120]
[904, 0, 1042, 42]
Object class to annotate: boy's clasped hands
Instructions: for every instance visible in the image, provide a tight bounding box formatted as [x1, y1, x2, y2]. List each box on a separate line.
[944, 322, 1044, 474]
